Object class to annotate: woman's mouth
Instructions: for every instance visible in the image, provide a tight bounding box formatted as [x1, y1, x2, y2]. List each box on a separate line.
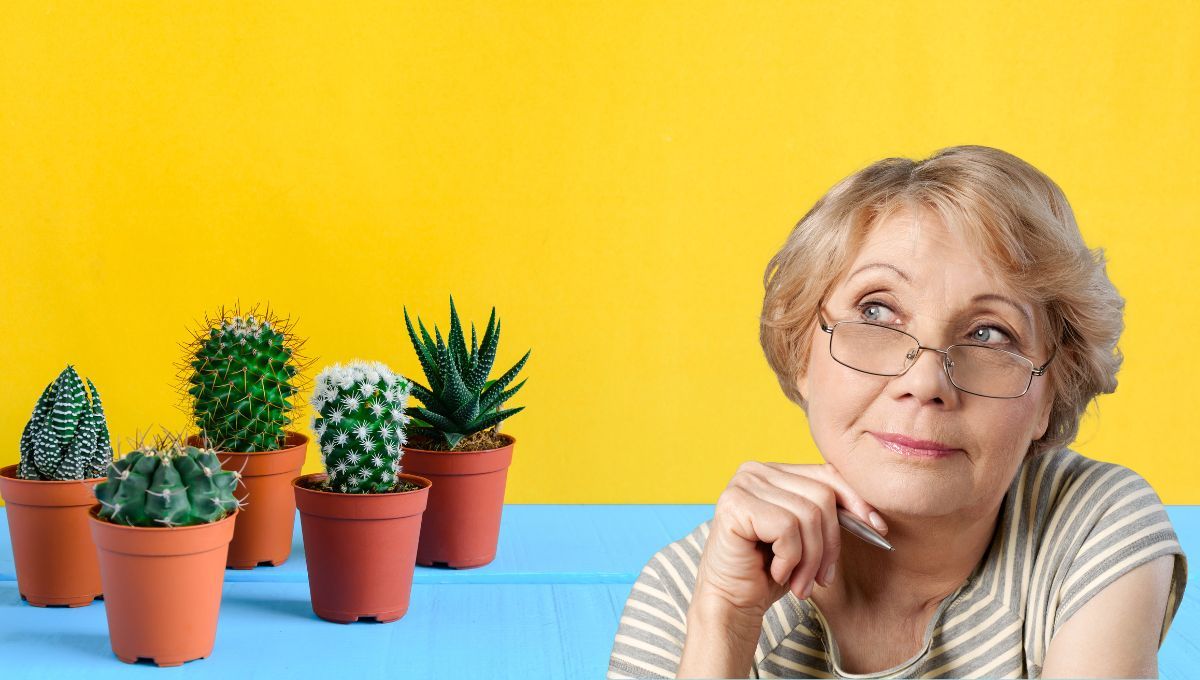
[871, 432, 963, 459]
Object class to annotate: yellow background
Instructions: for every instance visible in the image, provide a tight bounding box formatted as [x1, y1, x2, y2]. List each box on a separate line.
[2, 1, 1197, 503]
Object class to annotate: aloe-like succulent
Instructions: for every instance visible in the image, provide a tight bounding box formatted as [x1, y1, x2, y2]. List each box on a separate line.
[18, 365, 113, 481]
[179, 304, 312, 452]
[402, 295, 529, 450]
[310, 361, 412, 493]
[93, 435, 240, 527]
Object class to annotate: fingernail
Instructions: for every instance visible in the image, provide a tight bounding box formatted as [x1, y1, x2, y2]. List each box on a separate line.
[801, 581, 814, 600]
[869, 511, 888, 533]
[823, 563, 836, 585]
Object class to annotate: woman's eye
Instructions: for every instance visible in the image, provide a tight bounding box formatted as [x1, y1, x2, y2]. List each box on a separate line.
[970, 325, 1013, 345]
[857, 301, 898, 324]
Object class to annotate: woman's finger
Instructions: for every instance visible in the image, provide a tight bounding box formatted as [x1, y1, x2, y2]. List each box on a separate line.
[731, 467, 827, 597]
[765, 461, 888, 535]
[751, 464, 842, 588]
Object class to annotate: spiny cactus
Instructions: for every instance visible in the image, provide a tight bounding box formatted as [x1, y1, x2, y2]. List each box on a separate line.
[94, 435, 240, 527]
[180, 304, 312, 453]
[402, 295, 529, 449]
[18, 365, 113, 481]
[311, 361, 412, 494]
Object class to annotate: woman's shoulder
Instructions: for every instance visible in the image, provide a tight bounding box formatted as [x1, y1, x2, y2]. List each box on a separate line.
[1009, 447, 1176, 529]
[608, 520, 716, 680]
[634, 519, 713, 609]
[1004, 448, 1188, 654]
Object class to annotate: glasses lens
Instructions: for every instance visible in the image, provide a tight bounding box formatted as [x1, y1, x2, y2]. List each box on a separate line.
[830, 323, 916, 375]
[947, 345, 1034, 398]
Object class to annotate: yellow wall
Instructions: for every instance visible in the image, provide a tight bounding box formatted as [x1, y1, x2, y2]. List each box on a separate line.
[2, 1, 1197, 503]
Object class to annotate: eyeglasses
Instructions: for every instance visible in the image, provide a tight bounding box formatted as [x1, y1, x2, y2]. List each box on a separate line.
[817, 310, 1056, 399]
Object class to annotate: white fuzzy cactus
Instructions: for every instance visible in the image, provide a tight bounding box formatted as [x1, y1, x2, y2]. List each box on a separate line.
[310, 361, 412, 493]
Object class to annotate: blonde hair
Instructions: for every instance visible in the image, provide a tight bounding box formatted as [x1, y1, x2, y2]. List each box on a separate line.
[759, 145, 1124, 458]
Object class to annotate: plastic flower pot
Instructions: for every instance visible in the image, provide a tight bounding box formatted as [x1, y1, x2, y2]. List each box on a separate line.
[88, 507, 237, 667]
[400, 432, 514, 568]
[293, 472, 430, 623]
[0, 464, 104, 607]
[188, 430, 307, 569]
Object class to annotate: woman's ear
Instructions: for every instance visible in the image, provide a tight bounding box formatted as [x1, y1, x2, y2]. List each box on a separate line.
[1034, 389, 1054, 441]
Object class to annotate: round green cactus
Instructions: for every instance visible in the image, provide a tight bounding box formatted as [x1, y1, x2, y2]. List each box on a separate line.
[94, 438, 239, 527]
[18, 365, 113, 481]
[181, 305, 310, 452]
[311, 361, 412, 494]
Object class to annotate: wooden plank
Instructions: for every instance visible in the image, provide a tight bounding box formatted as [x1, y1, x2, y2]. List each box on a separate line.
[0, 580, 628, 678]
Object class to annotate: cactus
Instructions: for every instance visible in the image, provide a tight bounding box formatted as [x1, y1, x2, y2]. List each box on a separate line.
[17, 365, 114, 481]
[180, 304, 311, 452]
[93, 435, 240, 527]
[310, 361, 413, 493]
[402, 295, 530, 450]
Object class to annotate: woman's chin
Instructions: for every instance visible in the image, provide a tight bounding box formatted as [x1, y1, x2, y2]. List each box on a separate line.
[862, 475, 970, 518]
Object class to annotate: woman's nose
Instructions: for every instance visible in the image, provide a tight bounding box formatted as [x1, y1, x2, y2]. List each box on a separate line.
[892, 346, 959, 405]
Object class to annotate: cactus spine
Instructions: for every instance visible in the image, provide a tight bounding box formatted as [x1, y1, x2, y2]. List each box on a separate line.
[311, 361, 412, 493]
[181, 304, 310, 452]
[18, 365, 113, 481]
[93, 436, 239, 527]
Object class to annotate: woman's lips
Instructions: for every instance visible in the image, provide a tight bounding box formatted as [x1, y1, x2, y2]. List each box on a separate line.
[871, 432, 963, 459]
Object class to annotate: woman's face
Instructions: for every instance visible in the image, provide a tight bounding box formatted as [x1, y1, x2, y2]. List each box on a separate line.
[797, 209, 1055, 521]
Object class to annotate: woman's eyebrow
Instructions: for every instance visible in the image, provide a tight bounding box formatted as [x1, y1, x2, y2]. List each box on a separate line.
[848, 262, 1033, 328]
[972, 293, 1034, 328]
[849, 262, 910, 283]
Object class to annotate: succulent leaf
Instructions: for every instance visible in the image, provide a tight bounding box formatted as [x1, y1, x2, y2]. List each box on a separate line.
[467, 309, 499, 391]
[447, 295, 472, 385]
[479, 378, 527, 416]
[480, 350, 531, 403]
[403, 307, 443, 394]
[467, 406, 526, 433]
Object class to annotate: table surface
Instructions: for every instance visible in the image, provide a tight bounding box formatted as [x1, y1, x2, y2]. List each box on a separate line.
[0, 505, 1196, 678]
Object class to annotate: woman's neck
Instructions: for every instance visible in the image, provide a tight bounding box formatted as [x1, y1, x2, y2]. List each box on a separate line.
[819, 502, 1002, 616]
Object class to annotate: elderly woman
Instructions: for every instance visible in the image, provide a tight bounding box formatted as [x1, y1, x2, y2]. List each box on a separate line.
[608, 146, 1187, 679]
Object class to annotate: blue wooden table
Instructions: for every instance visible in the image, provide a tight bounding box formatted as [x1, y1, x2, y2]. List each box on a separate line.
[0, 506, 1196, 678]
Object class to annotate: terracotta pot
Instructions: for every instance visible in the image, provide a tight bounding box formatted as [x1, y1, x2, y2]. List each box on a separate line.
[0, 465, 104, 607]
[88, 507, 237, 667]
[293, 472, 430, 623]
[187, 431, 307, 569]
[400, 433, 514, 568]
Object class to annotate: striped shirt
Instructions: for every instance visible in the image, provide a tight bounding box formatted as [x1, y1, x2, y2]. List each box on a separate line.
[608, 448, 1188, 678]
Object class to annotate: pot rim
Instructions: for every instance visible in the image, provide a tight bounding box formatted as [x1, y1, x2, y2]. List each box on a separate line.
[185, 429, 310, 455]
[86, 504, 239, 532]
[292, 472, 431, 496]
[400, 431, 516, 455]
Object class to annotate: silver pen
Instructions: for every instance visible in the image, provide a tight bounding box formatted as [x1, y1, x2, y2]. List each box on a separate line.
[837, 508, 894, 551]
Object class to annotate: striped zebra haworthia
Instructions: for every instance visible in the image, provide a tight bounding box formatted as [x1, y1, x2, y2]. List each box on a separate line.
[310, 361, 413, 494]
[18, 365, 114, 481]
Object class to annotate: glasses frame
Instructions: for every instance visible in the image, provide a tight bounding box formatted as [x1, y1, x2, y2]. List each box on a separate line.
[817, 310, 1057, 399]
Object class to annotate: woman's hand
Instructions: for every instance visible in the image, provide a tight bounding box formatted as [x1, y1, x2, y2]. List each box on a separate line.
[693, 461, 887, 618]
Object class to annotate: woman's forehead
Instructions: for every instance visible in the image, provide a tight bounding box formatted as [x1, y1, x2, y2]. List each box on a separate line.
[834, 212, 1038, 321]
